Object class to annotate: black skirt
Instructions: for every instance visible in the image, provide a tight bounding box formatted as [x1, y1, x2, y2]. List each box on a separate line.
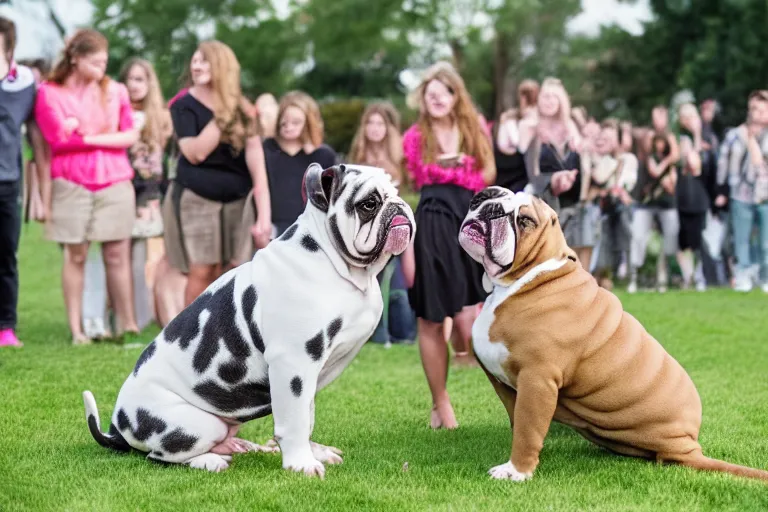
[678, 211, 706, 251]
[408, 185, 488, 323]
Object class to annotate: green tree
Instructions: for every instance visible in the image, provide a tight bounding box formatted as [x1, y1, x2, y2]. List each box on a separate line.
[90, 0, 299, 99]
[564, 0, 768, 128]
[403, 0, 582, 118]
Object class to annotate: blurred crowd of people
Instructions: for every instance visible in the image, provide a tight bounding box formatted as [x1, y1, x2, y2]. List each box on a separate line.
[2, 18, 767, 429]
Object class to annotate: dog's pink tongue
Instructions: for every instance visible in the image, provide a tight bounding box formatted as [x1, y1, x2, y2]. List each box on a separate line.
[384, 221, 411, 254]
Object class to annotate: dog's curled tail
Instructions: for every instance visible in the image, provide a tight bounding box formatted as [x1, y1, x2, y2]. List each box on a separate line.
[680, 454, 768, 481]
[82, 390, 130, 452]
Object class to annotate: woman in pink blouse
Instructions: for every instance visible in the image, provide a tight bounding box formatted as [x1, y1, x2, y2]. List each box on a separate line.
[403, 62, 496, 429]
[35, 29, 140, 344]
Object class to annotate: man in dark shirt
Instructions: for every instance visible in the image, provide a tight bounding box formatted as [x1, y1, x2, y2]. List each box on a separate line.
[0, 17, 47, 347]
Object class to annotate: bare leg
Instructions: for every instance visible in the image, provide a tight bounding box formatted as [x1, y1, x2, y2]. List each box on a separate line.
[577, 247, 593, 272]
[657, 252, 669, 292]
[63, 243, 90, 343]
[185, 263, 221, 306]
[677, 249, 694, 288]
[452, 305, 479, 367]
[102, 239, 139, 334]
[153, 256, 188, 327]
[442, 317, 453, 342]
[418, 318, 458, 429]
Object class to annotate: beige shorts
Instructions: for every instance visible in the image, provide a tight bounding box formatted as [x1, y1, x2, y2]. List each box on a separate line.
[163, 183, 251, 273]
[46, 179, 136, 244]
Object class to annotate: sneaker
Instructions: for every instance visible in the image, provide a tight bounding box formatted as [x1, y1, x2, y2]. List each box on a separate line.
[383, 341, 392, 349]
[84, 317, 108, 340]
[734, 277, 753, 293]
[696, 281, 707, 293]
[617, 262, 628, 280]
[627, 280, 637, 294]
[0, 329, 23, 347]
[761, 283, 768, 294]
[657, 284, 668, 294]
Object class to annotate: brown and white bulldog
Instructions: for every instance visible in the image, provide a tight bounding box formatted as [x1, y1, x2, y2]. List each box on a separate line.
[458, 186, 768, 482]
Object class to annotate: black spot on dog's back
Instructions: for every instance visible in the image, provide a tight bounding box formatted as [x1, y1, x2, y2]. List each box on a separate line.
[241, 286, 264, 353]
[117, 408, 167, 442]
[280, 224, 298, 241]
[305, 332, 324, 361]
[161, 428, 198, 453]
[301, 235, 320, 252]
[218, 360, 248, 384]
[193, 336, 220, 375]
[162, 293, 209, 350]
[192, 278, 252, 374]
[163, 273, 253, 371]
[290, 376, 303, 397]
[193, 377, 271, 413]
[327, 318, 342, 347]
[133, 341, 156, 377]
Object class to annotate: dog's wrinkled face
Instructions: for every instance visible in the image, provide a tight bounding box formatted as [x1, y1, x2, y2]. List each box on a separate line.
[458, 187, 573, 285]
[304, 163, 416, 267]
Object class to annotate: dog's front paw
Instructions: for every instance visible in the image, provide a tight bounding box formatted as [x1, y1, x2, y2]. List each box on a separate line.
[187, 453, 231, 473]
[284, 456, 326, 479]
[488, 461, 533, 482]
[311, 442, 343, 465]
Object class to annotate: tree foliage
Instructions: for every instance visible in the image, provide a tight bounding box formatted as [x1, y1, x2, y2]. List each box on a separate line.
[90, 0, 768, 130]
[563, 0, 768, 128]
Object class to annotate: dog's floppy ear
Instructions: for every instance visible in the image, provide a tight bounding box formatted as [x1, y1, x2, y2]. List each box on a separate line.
[303, 163, 346, 212]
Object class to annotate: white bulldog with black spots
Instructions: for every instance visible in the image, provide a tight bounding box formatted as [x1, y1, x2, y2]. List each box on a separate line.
[82, 163, 416, 478]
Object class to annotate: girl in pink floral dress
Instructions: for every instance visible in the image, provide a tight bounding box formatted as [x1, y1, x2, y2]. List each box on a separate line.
[403, 62, 496, 430]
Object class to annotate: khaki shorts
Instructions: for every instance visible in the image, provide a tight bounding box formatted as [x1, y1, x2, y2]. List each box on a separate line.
[46, 179, 135, 244]
[163, 183, 252, 273]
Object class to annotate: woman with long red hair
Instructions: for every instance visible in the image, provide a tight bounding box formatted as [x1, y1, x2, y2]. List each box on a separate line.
[34, 29, 140, 344]
[162, 41, 271, 306]
[403, 61, 496, 429]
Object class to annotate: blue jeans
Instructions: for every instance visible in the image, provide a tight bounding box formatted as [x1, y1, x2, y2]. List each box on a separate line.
[371, 290, 417, 343]
[371, 259, 416, 343]
[730, 199, 768, 281]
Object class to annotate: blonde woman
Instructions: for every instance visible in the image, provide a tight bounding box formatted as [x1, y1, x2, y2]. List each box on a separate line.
[524, 77, 594, 269]
[348, 101, 403, 187]
[403, 61, 495, 430]
[163, 40, 271, 306]
[348, 102, 415, 347]
[117, 58, 174, 328]
[262, 90, 336, 236]
[676, 103, 712, 291]
[119, 58, 172, 236]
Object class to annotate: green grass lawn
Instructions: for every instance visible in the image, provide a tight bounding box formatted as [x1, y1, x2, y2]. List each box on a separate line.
[2, 224, 767, 511]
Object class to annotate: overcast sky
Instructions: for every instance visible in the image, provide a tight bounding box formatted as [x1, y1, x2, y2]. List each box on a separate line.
[3, 0, 652, 60]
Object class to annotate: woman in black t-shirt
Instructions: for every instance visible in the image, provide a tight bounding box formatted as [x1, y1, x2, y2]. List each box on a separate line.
[676, 103, 714, 291]
[163, 41, 271, 306]
[492, 107, 528, 192]
[263, 91, 336, 236]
